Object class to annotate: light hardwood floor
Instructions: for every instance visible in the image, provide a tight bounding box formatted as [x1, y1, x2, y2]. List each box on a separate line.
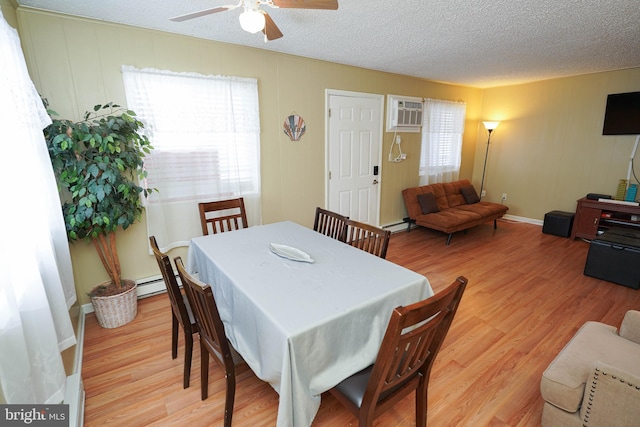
[82, 220, 640, 426]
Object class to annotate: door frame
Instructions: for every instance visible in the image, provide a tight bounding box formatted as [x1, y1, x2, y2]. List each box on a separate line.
[324, 89, 385, 225]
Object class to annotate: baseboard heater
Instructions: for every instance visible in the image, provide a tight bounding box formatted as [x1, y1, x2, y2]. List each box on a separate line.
[136, 275, 170, 298]
[382, 222, 410, 233]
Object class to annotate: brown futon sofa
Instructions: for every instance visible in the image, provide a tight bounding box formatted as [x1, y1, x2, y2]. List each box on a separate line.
[402, 179, 508, 244]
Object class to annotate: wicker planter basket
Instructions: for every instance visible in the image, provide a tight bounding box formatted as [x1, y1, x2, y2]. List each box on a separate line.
[90, 279, 138, 328]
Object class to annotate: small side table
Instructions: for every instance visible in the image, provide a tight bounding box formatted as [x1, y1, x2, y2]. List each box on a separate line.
[542, 211, 575, 237]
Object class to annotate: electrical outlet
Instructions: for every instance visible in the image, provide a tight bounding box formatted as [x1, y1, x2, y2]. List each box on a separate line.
[501, 193, 507, 201]
[400, 153, 407, 160]
[481, 190, 486, 197]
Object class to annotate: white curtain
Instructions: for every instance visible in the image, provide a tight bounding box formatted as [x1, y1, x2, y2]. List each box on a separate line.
[122, 66, 262, 252]
[0, 11, 77, 404]
[419, 98, 466, 185]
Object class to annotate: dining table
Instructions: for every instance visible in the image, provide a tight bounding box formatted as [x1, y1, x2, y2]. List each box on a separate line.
[186, 220, 433, 426]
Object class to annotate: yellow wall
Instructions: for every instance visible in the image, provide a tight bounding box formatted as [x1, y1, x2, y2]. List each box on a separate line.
[12, 7, 640, 304]
[1, 0, 17, 29]
[477, 69, 640, 218]
[16, 8, 482, 304]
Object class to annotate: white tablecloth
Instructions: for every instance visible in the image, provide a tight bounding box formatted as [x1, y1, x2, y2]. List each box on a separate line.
[187, 221, 433, 427]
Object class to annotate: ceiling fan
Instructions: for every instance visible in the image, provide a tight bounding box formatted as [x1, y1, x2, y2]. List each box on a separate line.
[170, 0, 339, 41]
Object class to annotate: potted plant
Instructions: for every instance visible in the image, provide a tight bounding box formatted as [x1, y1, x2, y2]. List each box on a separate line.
[44, 101, 155, 328]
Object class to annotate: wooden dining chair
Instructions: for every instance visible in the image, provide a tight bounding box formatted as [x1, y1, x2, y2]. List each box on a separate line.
[313, 207, 348, 242]
[174, 257, 246, 427]
[198, 197, 248, 235]
[329, 276, 468, 427]
[345, 219, 391, 259]
[149, 236, 198, 389]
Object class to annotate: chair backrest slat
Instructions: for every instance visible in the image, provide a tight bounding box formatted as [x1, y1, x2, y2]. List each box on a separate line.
[199, 198, 248, 235]
[313, 207, 348, 242]
[345, 219, 391, 259]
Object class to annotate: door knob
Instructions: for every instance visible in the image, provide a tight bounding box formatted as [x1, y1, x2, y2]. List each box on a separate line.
[372, 179, 379, 185]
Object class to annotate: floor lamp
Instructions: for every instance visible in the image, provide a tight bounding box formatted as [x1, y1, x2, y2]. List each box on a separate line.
[480, 121, 500, 199]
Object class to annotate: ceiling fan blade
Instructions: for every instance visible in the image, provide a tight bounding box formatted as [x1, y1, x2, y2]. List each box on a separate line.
[170, 5, 236, 22]
[263, 13, 284, 40]
[271, 0, 338, 10]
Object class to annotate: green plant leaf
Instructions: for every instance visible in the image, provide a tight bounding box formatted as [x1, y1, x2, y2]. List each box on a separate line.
[45, 101, 157, 285]
[87, 164, 99, 177]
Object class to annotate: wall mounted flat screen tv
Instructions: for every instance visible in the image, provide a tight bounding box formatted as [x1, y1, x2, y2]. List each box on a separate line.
[602, 91, 640, 135]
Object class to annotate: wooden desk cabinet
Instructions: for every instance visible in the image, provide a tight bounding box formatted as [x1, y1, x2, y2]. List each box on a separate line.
[571, 197, 640, 240]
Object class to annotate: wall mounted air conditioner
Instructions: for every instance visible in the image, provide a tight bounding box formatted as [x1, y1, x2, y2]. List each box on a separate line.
[386, 95, 424, 133]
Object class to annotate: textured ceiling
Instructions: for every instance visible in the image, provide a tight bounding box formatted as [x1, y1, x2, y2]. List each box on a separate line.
[15, 0, 640, 88]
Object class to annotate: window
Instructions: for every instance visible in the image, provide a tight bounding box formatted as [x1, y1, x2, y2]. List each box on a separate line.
[122, 66, 261, 250]
[419, 99, 466, 185]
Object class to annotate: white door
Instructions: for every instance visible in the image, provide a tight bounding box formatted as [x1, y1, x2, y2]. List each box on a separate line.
[327, 91, 383, 225]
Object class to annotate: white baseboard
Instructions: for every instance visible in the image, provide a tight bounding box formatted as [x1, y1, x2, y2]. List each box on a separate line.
[382, 214, 542, 236]
[66, 303, 86, 427]
[73, 307, 85, 375]
[64, 373, 84, 427]
[503, 214, 543, 226]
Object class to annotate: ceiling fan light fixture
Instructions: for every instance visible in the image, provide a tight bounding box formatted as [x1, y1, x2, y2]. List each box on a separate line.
[239, 9, 265, 33]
